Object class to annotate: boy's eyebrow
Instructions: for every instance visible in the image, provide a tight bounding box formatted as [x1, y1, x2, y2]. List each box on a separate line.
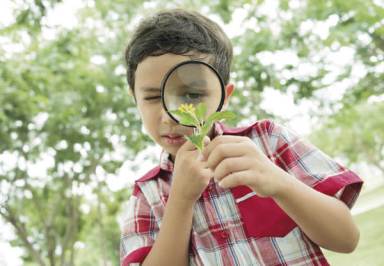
[139, 80, 207, 92]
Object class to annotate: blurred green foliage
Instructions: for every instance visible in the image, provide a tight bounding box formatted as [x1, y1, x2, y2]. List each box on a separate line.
[0, 0, 382, 265]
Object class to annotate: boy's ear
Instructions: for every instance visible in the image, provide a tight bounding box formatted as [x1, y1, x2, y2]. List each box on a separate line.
[222, 83, 235, 109]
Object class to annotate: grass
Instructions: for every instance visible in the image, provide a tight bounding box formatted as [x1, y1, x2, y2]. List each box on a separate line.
[353, 185, 384, 209]
[323, 205, 384, 265]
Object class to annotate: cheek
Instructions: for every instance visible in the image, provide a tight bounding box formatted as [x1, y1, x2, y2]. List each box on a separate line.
[138, 106, 159, 136]
[138, 103, 160, 123]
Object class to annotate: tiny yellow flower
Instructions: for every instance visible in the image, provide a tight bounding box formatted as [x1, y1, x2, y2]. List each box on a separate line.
[178, 103, 196, 114]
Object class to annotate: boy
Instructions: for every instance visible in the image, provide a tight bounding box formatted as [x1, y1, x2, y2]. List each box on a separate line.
[120, 9, 363, 266]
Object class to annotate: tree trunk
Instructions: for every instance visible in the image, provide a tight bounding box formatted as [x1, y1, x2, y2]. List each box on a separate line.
[97, 191, 108, 266]
[1, 206, 46, 266]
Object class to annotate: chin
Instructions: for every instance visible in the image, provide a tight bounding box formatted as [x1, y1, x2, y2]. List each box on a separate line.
[166, 147, 179, 158]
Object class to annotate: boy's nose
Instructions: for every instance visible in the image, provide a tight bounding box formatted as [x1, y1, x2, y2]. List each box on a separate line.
[160, 107, 177, 125]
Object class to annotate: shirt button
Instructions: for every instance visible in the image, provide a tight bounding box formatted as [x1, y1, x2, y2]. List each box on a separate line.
[220, 231, 229, 239]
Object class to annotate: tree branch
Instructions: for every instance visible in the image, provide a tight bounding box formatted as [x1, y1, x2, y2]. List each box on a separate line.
[0, 205, 46, 266]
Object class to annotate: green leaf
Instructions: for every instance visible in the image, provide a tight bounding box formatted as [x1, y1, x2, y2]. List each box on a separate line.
[195, 103, 207, 121]
[200, 120, 214, 137]
[185, 134, 204, 151]
[170, 110, 198, 126]
[206, 111, 236, 124]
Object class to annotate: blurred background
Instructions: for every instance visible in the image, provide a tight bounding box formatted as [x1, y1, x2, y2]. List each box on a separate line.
[0, 0, 383, 265]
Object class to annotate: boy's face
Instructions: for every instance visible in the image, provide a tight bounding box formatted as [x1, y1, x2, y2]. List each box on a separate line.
[134, 53, 234, 159]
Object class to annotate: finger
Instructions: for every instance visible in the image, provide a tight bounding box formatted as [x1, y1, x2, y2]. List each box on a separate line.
[214, 156, 249, 182]
[184, 135, 211, 153]
[203, 136, 211, 146]
[218, 170, 250, 189]
[199, 136, 211, 161]
[200, 167, 214, 179]
[175, 146, 200, 165]
[180, 136, 199, 152]
[200, 159, 213, 170]
[207, 142, 249, 169]
[203, 135, 246, 158]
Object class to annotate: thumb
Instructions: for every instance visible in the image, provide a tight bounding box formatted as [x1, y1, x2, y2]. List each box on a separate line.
[203, 136, 211, 146]
[197, 136, 211, 161]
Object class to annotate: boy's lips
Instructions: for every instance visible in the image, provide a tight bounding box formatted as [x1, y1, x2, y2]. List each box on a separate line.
[161, 134, 185, 145]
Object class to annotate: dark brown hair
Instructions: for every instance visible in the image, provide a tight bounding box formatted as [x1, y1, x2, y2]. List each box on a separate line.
[124, 9, 233, 93]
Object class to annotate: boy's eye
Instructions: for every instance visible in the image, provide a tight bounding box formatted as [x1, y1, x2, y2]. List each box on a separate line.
[144, 96, 161, 101]
[186, 93, 201, 99]
[182, 92, 205, 103]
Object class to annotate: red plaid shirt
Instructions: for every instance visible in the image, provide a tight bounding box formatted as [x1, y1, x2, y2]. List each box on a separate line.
[120, 120, 363, 266]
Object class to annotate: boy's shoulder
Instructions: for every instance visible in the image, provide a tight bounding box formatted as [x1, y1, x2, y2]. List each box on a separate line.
[131, 166, 162, 196]
[135, 166, 162, 184]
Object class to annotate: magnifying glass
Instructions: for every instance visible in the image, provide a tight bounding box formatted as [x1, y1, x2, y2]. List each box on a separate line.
[161, 60, 225, 127]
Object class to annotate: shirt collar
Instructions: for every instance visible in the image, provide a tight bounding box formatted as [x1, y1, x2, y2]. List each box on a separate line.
[159, 122, 225, 172]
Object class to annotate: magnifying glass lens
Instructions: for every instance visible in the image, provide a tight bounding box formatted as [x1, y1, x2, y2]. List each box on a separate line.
[162, 61, 224, 126]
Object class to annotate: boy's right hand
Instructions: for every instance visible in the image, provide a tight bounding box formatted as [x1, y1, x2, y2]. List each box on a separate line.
[170, 137, 213, 205]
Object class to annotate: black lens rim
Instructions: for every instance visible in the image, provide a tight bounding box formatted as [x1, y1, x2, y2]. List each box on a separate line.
[160, 60, 225, 127]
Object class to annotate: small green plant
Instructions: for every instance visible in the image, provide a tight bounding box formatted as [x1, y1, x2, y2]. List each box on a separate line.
[170, 103, 236, 151]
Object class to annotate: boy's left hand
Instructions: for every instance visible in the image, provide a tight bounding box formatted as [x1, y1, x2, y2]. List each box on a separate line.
[202, 135, 289, 198]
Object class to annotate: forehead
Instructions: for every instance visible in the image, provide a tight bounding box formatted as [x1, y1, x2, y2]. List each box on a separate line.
[135, 53, 210, 94]
[135, 54, 190, 92]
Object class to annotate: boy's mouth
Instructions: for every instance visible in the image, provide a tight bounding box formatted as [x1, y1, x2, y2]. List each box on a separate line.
[162, 134, 185, 145]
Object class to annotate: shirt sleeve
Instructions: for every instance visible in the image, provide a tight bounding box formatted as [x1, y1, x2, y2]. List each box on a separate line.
[269, 121, 363, 208]
[120, 186, 158, 266]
